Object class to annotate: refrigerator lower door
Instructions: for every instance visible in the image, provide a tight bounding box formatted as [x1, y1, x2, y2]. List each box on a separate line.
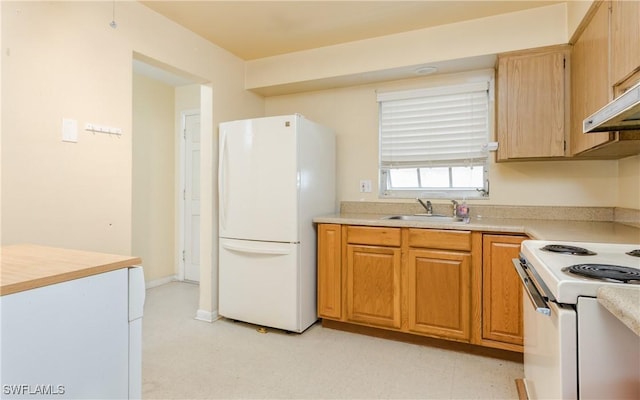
[219, 238, 300, 332]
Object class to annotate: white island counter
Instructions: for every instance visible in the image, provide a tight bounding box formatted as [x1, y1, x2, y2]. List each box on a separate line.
[1, 244, 144, 399]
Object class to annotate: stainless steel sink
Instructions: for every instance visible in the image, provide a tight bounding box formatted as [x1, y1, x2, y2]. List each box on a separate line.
[382, 214, 466, 223]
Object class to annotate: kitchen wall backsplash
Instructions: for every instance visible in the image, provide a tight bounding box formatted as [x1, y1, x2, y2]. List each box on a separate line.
[339, 201, 638, 224]
[614, 208, 640, 228]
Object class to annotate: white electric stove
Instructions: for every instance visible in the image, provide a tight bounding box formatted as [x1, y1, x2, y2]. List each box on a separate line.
[514, 240, 640, 400]
[521, 240, 640, 303]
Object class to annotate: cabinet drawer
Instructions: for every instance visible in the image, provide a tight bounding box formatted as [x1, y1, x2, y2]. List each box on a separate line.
[346, 226, 401, 247]
[407, 229, 471, 251]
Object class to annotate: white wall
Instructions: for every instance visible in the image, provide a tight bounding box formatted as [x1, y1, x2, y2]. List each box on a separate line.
[198, 84, 216, 320]
[3, 2, 133, 253]
[567, 0, 594, 40]
[132, 72, 176, 282]
[265, 72, 621, 208]
[619, 155, 640, 210]
[1, 1, 264, 318]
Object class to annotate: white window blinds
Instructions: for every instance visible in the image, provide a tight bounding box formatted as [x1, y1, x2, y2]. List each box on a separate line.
[378, 82, 490, 168]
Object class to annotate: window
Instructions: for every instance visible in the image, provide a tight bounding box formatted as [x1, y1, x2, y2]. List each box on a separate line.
[378, 80, 492, 199]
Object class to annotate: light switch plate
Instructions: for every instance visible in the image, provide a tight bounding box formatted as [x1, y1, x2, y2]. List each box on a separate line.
[62, 118, 78, 143]
[359, 180, 372, 193]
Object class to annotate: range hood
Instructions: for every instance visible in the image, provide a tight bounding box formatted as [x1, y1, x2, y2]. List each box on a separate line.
[583, 82, 640, 133]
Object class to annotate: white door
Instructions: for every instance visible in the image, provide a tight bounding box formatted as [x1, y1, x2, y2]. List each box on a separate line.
[218, 116, 299, 242]
[184, 112, 200, 282]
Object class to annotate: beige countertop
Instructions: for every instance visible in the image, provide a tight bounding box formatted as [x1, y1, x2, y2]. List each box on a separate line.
[597, 286, 640, 336]
[313, 213, 640, 244]
[1, 244, 142, 296]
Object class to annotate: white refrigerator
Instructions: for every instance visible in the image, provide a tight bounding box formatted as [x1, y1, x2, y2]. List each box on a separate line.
[218, 114, 335, 333]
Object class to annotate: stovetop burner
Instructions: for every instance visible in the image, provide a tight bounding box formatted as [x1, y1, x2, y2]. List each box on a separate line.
[541, 244, 597, 256]
[626, 249, 640, 258]
[523, 240, 640, 303]
[563, 264, 640, 283]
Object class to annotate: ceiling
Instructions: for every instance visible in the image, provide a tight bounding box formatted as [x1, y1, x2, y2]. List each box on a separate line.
[141, 1, 564, 61]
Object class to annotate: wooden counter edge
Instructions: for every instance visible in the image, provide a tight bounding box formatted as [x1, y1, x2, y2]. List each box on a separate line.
[1, 257, 142, 296]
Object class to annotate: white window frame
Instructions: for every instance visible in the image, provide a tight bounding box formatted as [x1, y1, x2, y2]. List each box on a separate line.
[378, 76, 493, 200]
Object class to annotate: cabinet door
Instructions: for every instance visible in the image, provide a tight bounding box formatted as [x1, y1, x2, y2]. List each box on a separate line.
[482, 235, 525, 350]
[407, 249, 471, 341]
[345, 244, 402, 329]
[497, 46, 569, 160]
[317, 224, 342, 319]
[570, 1, 613, 155]
[611, 0, 640, 88]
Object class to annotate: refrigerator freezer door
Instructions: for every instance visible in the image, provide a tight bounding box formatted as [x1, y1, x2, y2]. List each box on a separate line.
[219, 238, 301, 332]
[219, 116, 298, 242]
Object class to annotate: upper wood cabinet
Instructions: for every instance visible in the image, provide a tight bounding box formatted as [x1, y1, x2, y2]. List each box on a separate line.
[570, 1, 612, 156]
[610, 0, 640, 88]
[570, 0, 640, 158]
[496, 45, 570, 161]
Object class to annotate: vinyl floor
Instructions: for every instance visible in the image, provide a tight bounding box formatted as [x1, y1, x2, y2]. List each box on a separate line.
[142, 281, 523, 399]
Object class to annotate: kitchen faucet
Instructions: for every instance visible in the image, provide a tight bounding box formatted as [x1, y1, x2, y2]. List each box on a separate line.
[417, 198, 433, 215]
[451, 200, 459, 217]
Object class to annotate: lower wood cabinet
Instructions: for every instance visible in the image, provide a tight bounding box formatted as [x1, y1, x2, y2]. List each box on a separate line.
[317, 224, 342, 319]
[316, 223, 525, 353]
[346, 244, 401, 329]
[407, 249, 470, 341]
[481, 234, 526, 352]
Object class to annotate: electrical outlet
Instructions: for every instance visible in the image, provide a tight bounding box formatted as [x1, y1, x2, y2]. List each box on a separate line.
[359, 180, 372, 193]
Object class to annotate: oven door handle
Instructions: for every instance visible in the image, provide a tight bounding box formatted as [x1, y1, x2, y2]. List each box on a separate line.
[512, 258, 551, 316]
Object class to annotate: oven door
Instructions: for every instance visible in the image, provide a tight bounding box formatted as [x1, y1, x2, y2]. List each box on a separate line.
[578, 297, 640, 399]
[513, 258, 578, 400]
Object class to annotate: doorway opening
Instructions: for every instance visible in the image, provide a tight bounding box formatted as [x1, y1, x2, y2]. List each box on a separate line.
[132, 55, 209, 287]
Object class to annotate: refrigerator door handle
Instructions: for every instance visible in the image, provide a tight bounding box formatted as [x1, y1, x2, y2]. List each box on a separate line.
[219, 132, 228, 231]
[222, 242, 292, 256]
